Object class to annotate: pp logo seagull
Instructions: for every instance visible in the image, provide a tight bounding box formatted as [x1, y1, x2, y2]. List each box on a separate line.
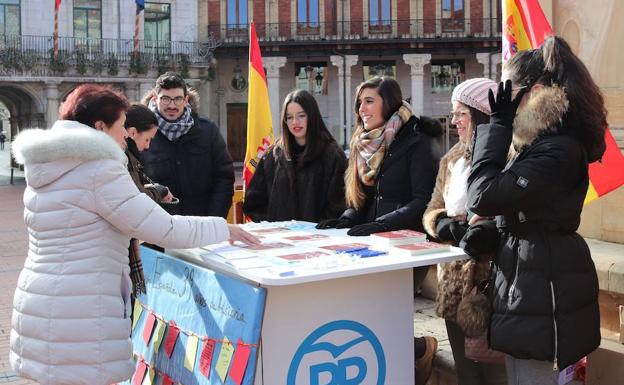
[287, 320, 386, 385]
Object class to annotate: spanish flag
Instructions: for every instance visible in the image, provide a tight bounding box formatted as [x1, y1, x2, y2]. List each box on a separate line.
[503, 0, 624, 204]
[243, 22, 274, 189]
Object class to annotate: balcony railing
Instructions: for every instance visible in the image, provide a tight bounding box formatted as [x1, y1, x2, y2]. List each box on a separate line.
[208, 18, 503, 44]
[0, 34, 216, 63]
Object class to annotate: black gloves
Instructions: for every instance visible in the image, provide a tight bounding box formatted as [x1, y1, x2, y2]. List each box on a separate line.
[435, 215, 469, 245]
[488, 80, 527, 129]
[459, 220, 500, 261]
[347, 222, 389, 236]
[316, 217, 353, 229]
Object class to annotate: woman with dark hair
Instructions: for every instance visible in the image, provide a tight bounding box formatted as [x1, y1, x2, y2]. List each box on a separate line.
[464, 36, 606, 384]
[422, 78, 507, 385]
[9, 84, 259, 385]
[317, 76, 443, 235]
[316, 76, 443, 385]
[124, 104, 173, 204]
[243, 89, 347, 222]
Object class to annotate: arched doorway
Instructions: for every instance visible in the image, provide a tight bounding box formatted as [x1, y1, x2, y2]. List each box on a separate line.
[0, 83, 45, 181]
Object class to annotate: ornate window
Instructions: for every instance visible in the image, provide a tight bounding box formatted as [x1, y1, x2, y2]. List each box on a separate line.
[431, 60, 464, 93]
[363, 60, 396, 80]
[0, 0, 20, 36]
[226, 0, 247, 36]
[297, 0, 319, 34]
[369, 0, 391, 31]
[73, 0, 101, 50]
[145, 3, 170, 53]
[295, 63, 327, 95]
[441, 0, 464, 32]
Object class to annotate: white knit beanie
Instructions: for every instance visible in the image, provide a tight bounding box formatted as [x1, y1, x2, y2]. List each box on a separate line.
[451, 78, 498, 115]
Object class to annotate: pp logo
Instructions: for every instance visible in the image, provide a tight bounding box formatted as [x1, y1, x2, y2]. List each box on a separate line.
[287, 320, 386, 385]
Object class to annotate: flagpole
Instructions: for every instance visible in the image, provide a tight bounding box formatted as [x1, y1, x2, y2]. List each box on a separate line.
[53, 1, 59, 59]
[134, 6, 140, 57]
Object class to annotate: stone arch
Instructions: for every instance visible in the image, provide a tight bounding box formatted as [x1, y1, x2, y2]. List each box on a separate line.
[0, 83, 46, 138]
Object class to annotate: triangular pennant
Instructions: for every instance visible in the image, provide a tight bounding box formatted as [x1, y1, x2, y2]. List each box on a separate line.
[142, 311, 157, 345]
[199, 338, 216, 378]
[132, 359, 147, 385]
[229, 339, 252, 385]
[152, 319, 166, 353]
[132, 300, 143, 330]
[184, 335, 200, 372]
[215, 336, 235, 383]
[163, 321, 180, 358]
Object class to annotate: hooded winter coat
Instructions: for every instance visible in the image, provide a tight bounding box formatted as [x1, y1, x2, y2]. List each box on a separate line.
[341, 115, 443, 231]
[242, 139, 347, 222]
[467, 86, 601, 370]
[10, 120, 230, 385]
[141, 89, 235, 218]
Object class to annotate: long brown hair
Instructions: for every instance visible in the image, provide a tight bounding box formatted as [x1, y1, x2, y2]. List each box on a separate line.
[345, 77, 403, 209]
[274, 89, 335, 165]
[504, 35, 607, 162]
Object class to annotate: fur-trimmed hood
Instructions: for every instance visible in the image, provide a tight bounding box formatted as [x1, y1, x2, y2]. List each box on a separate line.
[141, 87, 201, 114]
[12, 120, 126, 188]
[512, 85, 569, 152]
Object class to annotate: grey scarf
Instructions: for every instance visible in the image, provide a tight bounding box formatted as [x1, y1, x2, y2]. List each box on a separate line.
[148, 99, 195, 141]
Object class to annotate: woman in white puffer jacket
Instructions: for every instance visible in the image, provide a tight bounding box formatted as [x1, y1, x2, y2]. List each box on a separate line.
[9, 84, 258, 385]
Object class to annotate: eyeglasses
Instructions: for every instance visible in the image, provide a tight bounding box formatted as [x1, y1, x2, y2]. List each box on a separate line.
[159, 96, 186, 105]
[285, 113, 307, 124]
[450, 110, 470, 120]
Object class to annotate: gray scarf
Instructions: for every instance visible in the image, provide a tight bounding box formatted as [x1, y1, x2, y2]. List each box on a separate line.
[148, 99, 195, 141]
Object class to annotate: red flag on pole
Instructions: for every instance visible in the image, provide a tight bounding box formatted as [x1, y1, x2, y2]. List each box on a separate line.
[243, 22, 274, 190]
[502, 0, 624, 204]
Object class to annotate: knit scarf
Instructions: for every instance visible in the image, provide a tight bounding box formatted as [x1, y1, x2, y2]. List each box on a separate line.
[148, 98, 195, 141]
[355, 101, 413, 186]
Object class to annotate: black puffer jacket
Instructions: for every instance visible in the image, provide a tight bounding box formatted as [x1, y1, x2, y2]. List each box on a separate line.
[467, 86, 600, 370]
[142, 117, 234, 218]
[341, 115, 443, 231]
[243, 140, 347, 222]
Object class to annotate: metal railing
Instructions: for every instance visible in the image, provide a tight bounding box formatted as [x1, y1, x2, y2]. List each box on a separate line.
[0, 34, 217, 63]
[208, 18, 503, 44]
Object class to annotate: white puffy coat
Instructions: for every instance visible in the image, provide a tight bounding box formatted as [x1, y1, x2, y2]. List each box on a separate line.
[9, 120, 230, 385]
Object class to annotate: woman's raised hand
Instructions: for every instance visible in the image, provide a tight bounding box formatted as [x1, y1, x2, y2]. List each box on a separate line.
[488, 79, 527, 129]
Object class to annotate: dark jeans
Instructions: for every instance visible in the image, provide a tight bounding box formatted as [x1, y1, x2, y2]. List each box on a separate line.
[446, 320, 507, 385]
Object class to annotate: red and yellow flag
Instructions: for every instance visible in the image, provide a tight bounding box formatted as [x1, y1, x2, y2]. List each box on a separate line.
[243, 22, 274, 189]
[503, 0, 624, 204]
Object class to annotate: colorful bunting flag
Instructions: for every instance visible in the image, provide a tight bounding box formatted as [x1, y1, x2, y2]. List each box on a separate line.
[215, 336, 235, 383]
[132, 301, 143, 330]
[184, 335, 199, 372]
[132, 360, 147, 385]
[229, 339, 252, 385]
[152, 319, 166, 352]
[200, 339, 216, 378]
[142, 311, 156, 345]
[163, 321, 180, 358]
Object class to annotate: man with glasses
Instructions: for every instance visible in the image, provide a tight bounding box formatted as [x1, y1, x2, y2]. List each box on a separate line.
[141, 72, 234, 218]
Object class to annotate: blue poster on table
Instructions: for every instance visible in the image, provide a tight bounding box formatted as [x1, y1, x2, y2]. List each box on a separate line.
[121, 247, 266, 385]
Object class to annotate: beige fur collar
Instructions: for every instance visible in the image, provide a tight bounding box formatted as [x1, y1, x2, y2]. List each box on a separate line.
[512, 85, 569, 152]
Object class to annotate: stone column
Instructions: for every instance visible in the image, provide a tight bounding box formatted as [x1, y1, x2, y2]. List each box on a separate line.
[263, 56, 287, 137]
[402, 53, 431, 116]
[330, 54, 358, 145]
[45, 81, 60, 127]
[490, 53, 501, 82]
[476, 52, 491, 79]
[476, 52, 501, 81]
[125, 82, 140, 103]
